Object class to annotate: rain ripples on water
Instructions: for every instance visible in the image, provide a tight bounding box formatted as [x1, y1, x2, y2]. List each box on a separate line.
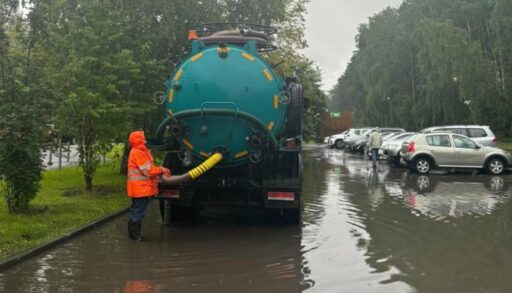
[1, 145, 512, 292]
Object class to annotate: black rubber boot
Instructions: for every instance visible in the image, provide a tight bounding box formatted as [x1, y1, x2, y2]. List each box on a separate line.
[131, 222, 143, 241]
[128, 220, 137, 240]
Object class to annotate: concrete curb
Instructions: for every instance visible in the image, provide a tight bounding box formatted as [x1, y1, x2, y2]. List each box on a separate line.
[0, 207, 129, 271]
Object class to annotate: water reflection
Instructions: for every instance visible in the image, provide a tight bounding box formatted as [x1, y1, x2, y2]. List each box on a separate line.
[322, 146, 512, 292]
[398, 173, 511, 218]
[2, 146, 512, 292]
[124, 280, 155, 293]
[2, 201, 315, 292]
[306, 147, 413, 292]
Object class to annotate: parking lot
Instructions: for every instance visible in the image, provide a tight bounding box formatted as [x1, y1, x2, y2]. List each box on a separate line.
[325, 125, 512, 175]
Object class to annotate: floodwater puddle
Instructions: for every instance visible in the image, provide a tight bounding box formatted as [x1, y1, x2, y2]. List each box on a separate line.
[2, 145, 512, 292]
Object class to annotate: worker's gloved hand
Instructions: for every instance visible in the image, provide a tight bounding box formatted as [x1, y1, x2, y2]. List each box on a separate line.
[161, 167, 171, 177]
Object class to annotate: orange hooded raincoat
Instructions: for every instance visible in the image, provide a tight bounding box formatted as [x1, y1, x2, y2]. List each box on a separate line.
[126, 131, 168, 197]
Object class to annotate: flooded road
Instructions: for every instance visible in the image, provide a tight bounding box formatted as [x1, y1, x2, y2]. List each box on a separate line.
[2, 145, 512, 292]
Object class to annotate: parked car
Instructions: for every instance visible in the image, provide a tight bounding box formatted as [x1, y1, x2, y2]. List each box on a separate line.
[400, 132, 512, 174]
[344, 128, 373, 149]
[421, 125, 497, 147]
[323, 135, 331, 144]
[352, 136, 369, 154]
[380, 132, 416, 165]
[363, 129, 407, 157]
[329, 129, 354, 149]
[381, 132, 402, 141]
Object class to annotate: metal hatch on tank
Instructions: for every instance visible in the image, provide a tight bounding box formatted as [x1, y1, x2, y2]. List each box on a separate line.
[152, 23, 306, 224]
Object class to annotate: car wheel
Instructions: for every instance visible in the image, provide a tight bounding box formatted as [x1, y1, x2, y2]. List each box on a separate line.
[394, 153, 401, 166]
[414, 157, 431, 174]
[335, 140, 344, 149]
[486, 157, 505, 175]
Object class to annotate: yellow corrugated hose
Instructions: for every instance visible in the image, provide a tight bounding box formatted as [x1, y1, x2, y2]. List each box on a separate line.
[187, 153, 223, 180]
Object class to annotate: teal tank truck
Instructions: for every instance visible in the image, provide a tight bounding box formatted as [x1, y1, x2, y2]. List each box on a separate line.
[153, 23, 305, 223]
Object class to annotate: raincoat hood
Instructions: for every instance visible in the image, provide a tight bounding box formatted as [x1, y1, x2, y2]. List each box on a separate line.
[129, 131, 146, 150]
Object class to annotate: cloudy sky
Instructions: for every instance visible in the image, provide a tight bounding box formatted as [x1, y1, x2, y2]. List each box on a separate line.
[302, 0, 404, 92]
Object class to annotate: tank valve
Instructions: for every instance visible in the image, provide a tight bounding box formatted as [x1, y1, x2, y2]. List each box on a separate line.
[247, 133, 264, 148]
[178, 149, 193, 167]
[169, 122, 186, 136]
[217, 43, 229, 59]
[249, 150, 263, 164]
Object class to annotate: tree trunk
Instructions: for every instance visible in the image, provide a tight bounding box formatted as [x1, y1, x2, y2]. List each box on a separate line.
[120, 142, 130, 175]
[77, 119, 97, 193]
[84, 170, 93, 192]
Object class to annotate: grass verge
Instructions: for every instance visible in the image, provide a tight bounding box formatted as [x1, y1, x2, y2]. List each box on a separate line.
[0, 165, 127, 260]
[498, 140, 512, 152]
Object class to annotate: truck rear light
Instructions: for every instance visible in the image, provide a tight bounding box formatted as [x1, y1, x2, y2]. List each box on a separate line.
[408, 141, 415, 153]
[267, 191, 295, 201]
[159, 189, 180, 198]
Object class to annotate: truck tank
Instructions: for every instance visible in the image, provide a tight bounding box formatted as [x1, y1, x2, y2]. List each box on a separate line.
[153, 23, 305, 224]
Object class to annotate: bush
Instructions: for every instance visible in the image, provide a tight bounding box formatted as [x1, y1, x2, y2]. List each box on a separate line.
[105, 143, 125, 169]
[0, 106, 44, 213]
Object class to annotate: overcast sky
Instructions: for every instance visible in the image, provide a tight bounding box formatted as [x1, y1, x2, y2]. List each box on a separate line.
[301, 0, 404, 92]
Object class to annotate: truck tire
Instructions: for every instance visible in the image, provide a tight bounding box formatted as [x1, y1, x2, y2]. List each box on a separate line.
[285, 83, 304, 137]
[282, 205, 301, 224]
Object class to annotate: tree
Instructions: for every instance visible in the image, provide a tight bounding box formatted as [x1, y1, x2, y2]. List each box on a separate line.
[330, 0, 512, 135]
[0, 4, 45, 212]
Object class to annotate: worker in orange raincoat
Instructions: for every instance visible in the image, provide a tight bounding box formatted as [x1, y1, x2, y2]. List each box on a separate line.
[127, 131, 170, 241]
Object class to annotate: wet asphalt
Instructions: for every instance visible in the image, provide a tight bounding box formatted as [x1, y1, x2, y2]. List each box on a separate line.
[2, 145, 512, 292]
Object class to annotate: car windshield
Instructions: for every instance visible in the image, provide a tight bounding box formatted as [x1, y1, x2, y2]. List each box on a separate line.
[385, 132, 403, 140]
[381, 133, 396, 140]
[403, 134, 418, 143]
[391, 133, 413, 141]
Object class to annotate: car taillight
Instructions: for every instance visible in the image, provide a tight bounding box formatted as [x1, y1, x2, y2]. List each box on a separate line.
[492, 137, 497, 143]
[408, 141, 415, 153]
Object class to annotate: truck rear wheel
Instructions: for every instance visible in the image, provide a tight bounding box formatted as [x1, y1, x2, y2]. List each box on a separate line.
[285, 83, 304, 137]
[282, 206, 301, 224]
[161, 200, 198, 224]
[264, 205, 301, 225]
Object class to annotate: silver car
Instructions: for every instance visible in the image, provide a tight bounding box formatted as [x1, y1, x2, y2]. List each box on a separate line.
[381, 132, 416, 164]
[401, 132, 512, 174]
[421, 125, 497, 147]
[330, 128, 363, 149]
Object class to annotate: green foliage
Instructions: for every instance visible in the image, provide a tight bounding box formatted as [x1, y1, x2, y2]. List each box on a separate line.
[331, 0, 512, 135]
[0, 106, 43, 213]
[0, 6, 45, 213]
[105, 143, 125, 170]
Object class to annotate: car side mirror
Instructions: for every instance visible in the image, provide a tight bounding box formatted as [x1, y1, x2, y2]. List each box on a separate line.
[475, 144, 481, 149]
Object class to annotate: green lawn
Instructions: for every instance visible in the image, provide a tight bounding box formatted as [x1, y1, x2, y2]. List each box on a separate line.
[0, 166, 128, 260]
